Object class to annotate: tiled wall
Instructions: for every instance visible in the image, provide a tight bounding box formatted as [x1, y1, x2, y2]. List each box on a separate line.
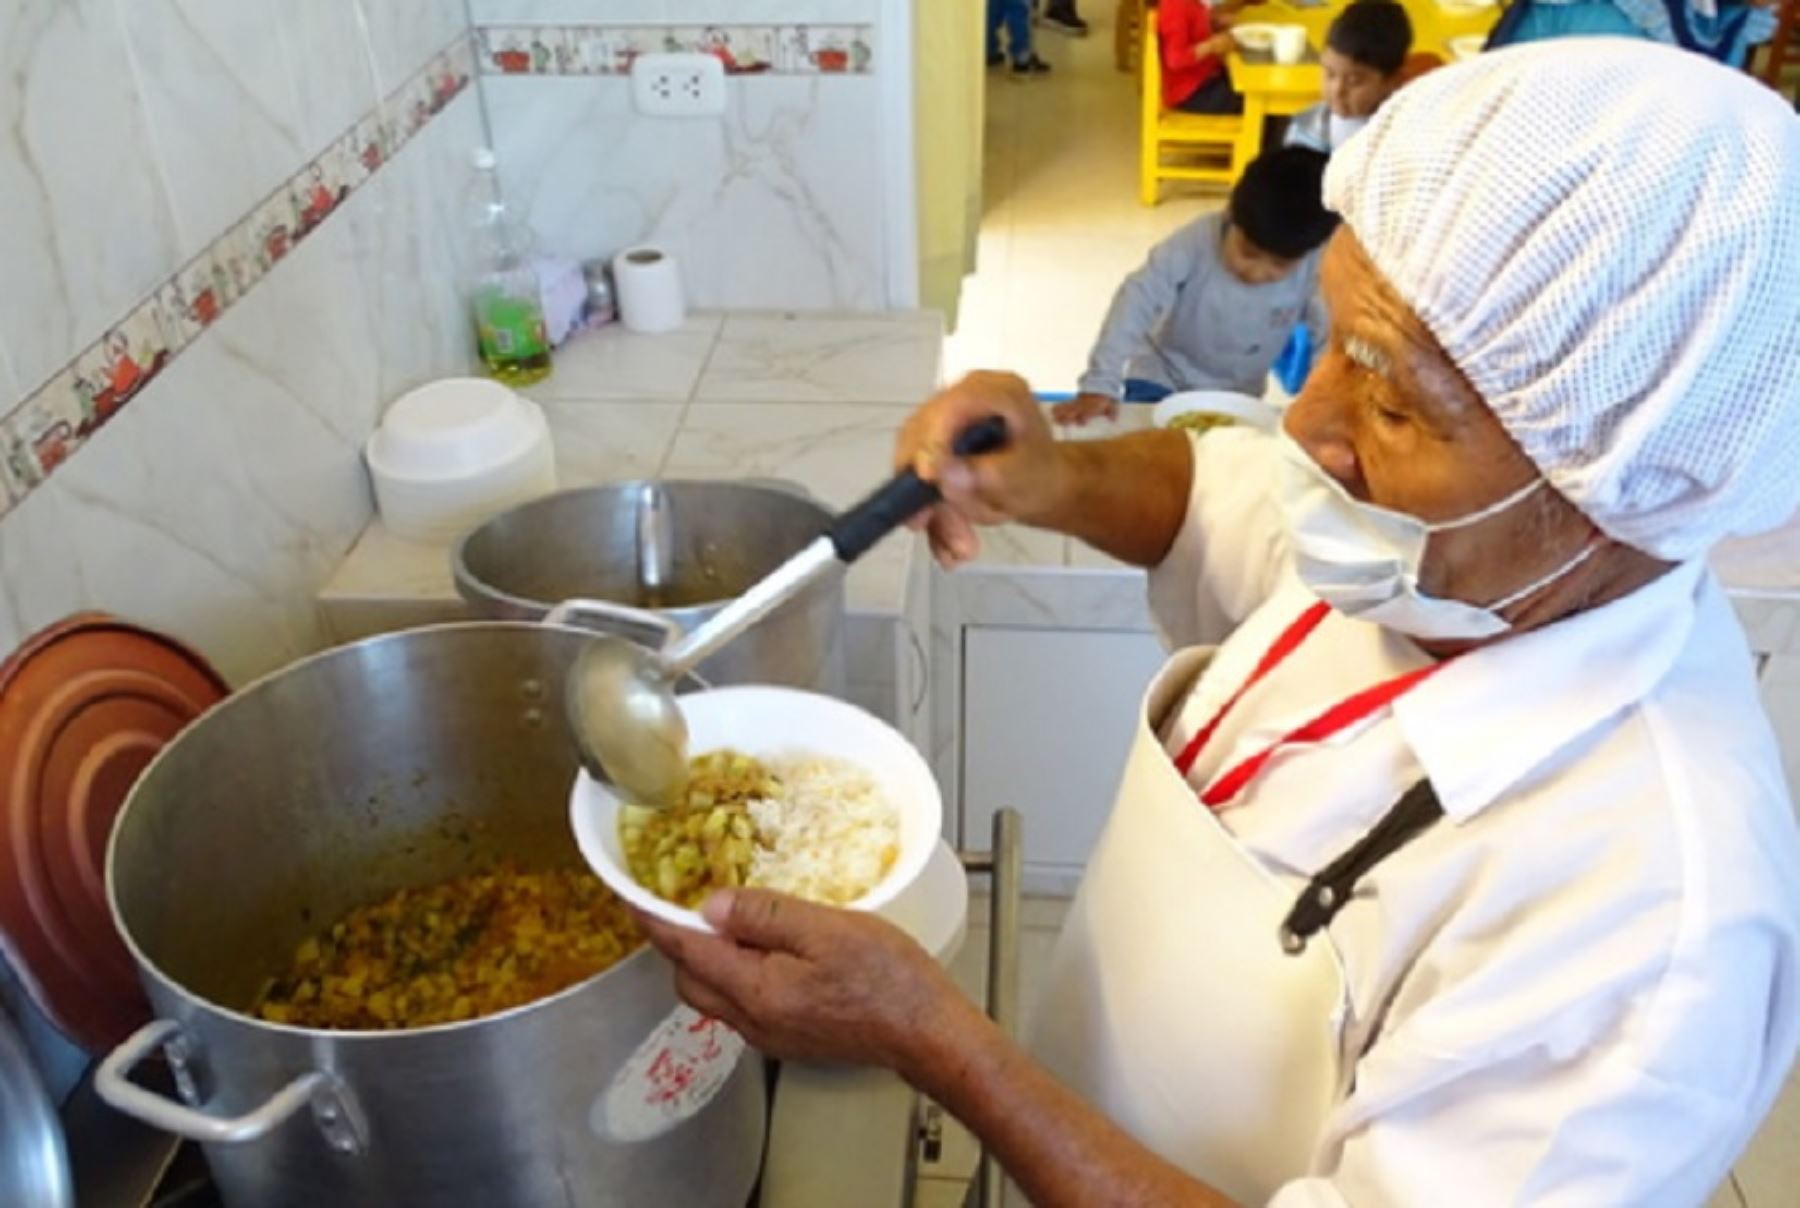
[473, 0, 909, 312]
[0, 0, 481, 684]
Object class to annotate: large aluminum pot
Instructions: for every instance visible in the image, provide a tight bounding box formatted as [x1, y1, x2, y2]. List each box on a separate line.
[100, 623, 765, 1208]
[453, 481, 846, 695]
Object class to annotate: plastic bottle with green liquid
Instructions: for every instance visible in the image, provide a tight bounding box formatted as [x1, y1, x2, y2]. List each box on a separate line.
[468, 148, 552, 387]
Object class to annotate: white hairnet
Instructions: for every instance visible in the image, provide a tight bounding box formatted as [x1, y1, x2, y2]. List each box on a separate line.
[1323, 39, 1800, 562]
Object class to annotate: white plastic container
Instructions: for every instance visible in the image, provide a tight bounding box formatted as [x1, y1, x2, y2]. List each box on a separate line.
[1272, 24, 1309, 65]
[570, 686, 943, 934]
[364, 377, 557, 542]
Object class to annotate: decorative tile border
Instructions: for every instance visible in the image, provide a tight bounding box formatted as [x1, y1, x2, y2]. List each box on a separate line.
[0, 35, 479, 518]
[476, 24, 875, 77]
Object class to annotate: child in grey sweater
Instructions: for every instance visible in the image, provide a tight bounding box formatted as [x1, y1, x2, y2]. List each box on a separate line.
[1054, 147, 1337, 426]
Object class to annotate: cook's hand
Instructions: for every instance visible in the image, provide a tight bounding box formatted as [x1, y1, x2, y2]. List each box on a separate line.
[894, 371, 1066, 568]
[1203, 30, 1240, 56]
[636, 889, 966, 1070]
[1050, 391, 1119, 427]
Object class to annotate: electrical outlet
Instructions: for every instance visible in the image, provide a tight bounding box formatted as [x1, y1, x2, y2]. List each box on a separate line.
[630, 52, 727, 118]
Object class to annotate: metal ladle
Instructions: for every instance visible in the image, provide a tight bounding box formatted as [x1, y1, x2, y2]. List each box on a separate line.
[566, 415, 1007, 807]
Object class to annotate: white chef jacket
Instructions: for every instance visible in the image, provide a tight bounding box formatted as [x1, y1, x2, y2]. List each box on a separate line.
[1143, 428, 1800, 1206]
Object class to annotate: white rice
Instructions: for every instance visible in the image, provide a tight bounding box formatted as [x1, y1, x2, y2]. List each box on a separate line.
[746, 754, 900, 905]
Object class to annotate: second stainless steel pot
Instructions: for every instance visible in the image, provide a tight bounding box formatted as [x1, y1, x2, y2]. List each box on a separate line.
[452, 481, 847, 695]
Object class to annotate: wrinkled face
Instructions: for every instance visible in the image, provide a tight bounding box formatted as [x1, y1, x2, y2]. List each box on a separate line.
[1283, 228, 1597, 609]
[1221, 224, 1301, 286]
[1321, 47, 1397, 119]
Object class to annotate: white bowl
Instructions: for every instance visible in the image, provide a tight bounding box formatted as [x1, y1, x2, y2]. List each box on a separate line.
[1153, 389, 1281, 433]
[367, 378, 540, 481]
[1447, 34, 1487, 59]
[1232, 22, 1279, 51]
[570, 686, 944, 933]
[365, 381, 558, 541]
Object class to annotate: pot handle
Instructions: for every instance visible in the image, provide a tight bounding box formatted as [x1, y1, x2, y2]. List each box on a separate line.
[96, 1020, 346, 1147]
[543, 597, 683, 652]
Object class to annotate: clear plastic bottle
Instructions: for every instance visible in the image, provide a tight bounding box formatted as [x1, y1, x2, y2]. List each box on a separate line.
[468, 148, 552, 387]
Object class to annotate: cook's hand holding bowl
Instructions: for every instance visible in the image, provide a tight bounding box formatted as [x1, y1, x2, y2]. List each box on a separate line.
[570, 685, 942, 934]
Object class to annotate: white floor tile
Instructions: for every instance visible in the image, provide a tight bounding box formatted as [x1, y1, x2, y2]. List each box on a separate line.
[913, 1175, 973, 1208]
[953, 3, 1224, 395]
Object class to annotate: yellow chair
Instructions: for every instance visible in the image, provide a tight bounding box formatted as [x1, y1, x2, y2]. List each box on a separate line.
[1139, 19, 1244, 205]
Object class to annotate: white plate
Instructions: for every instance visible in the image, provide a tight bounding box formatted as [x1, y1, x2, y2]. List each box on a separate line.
[570, 685, 944, 933]
[1231, 22, 1279, 51]
[1152, 389, 1280, 434]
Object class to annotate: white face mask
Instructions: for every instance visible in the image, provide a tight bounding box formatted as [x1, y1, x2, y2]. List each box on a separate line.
[1276, 433, 1599, 641]
[1327, 113, 1370, 151]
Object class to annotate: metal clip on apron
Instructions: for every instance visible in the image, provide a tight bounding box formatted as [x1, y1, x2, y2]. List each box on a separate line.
[1030, 607, 1446, 1202]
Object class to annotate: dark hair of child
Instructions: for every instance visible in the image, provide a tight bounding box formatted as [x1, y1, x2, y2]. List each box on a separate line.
[1228, 146, 1340, 261]
[1327, 0, 1414, 77]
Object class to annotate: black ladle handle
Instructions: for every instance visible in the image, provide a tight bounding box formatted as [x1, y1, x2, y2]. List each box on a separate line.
[827, 415, 1010, 562]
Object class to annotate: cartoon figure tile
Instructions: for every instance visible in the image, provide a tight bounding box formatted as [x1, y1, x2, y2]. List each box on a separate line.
[808, 26, 858, 73]
[776, 26, 813, 73]
[69, 302, 170, 442]
[14, 371, 84, 485]
[614, 28, 661, 74]
[485, 27, 533, 75]
[351, 111, 389, 179]
[702, 26, 776, 75]
[445, 30, 478, 86]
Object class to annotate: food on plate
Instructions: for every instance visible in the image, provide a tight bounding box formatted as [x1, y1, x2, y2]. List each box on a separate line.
[1167, 411, 1238, 435]
[620, 749, 901, 909]
[256, 865, 641, 1030]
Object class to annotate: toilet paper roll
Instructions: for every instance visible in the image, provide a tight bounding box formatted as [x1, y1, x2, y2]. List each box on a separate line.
[612, 246, 687, 334]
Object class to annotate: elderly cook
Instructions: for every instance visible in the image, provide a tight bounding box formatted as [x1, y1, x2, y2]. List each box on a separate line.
[640, 41, 1800, 1206]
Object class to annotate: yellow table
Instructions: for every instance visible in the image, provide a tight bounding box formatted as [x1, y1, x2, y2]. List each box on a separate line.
[1224, 0, 1499, 172]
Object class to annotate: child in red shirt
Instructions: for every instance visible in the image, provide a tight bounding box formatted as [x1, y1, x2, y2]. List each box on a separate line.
[1158, 0, 1246, 114]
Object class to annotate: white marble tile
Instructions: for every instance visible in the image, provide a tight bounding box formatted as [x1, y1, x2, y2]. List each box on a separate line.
[1737, 1065, 1800, 1207]
[538, 399, 688, 484]
[279, 0, 381, 157]
[346, 90, 483, 406]
[662, 400, 909, 510]
[695, 312, 942, 403]
[525, 315, 722, 402]
[0, 0, 183, 394]
[966, 523, 1067, 568]
[0, 219, 380, 686]
[486, 73, 887, 311]
[356, 0, 469, 94]
[319, 522, 458, 605]
[949, 564, 1157, 631]
[470, 0, 880, 24]
[661, 401, 920, 611]
[123, 0, 310, 256]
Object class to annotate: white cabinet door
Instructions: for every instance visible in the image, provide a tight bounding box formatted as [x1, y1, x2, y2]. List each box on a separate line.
[962, 626, 1168, 887]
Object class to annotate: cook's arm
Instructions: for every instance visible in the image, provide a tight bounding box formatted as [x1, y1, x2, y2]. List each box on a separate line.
[898, 371, 1193, 568]
[905, 997, 1236, 1208]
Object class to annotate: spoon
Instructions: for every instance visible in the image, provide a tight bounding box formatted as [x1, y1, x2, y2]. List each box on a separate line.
[567, 415, 1009, 807]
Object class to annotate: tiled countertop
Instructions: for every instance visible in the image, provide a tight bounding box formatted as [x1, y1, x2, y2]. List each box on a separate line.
[320, 318, 1800, 649]
[321, 310, 958, 629]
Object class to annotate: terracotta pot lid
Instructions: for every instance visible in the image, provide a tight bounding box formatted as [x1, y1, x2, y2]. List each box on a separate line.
[0, 614, 228, 1053]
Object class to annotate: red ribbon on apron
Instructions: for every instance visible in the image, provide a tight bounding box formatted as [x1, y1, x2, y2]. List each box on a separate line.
[1173, 602, 1449, 809]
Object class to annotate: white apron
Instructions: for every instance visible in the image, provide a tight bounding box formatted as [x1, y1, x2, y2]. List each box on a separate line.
[1030, 647, 1351, 1204]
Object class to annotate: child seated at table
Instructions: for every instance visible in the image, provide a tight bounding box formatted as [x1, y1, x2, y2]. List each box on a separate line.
[1157, 0, 1250, 113]
[1052, 146, 1336, 426]
[1283, 0, 1413, 153]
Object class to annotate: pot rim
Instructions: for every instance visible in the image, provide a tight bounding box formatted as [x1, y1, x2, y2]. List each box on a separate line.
[104, 619, 669, 1042]
[450, 478, 835, 617]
